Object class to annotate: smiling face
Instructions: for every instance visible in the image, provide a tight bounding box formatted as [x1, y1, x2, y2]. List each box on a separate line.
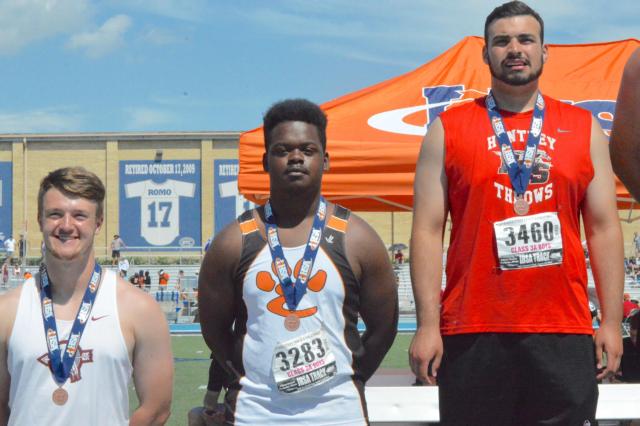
[263, 120, 329, 195]
[483, 15, 547, 87]
[39, 188, 103, 263]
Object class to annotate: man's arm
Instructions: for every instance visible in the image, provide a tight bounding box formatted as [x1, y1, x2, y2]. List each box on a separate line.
[198, 222, 242, 377]
[0, 337, 8, 426]
[408, 118, 448, 385]
[0, 288, 22, 425]
[121, 287, 173, 425]
[345, 214, 398, 382]
[584, 116, 625, 379]
[610, 48, 640, 201]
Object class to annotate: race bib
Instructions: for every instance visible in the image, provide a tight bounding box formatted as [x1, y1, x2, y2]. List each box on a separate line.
[272, 328, 337, 394]
[493, 212, 563, 270]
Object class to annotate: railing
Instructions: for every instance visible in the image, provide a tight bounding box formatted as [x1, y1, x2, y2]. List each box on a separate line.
[150, 288, 198, 323]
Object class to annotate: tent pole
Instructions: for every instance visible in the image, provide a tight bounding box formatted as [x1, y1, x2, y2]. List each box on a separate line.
[391, 211, 395, 252]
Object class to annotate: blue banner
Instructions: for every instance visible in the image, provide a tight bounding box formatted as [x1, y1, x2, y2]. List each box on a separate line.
[214, 159, 254, 235]
[119, 160, 201, 250]
[0, 162, 12, 246]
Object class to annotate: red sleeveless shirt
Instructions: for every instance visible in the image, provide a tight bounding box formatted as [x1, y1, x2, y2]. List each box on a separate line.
[439, 96, 594, 335]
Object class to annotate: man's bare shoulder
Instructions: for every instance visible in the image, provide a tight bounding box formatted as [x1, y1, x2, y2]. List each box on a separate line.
[344, 210, 383, 242]
[202, 216, 246, 269]
[341, 209, 389, 262]
[115, 275, 163, 318]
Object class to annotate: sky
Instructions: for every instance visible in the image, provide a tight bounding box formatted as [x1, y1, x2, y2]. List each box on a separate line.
[0, 0, 638, 133]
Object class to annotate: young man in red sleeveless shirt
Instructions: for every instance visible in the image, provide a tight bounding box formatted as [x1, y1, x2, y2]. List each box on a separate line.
[409, 2, 624, 424]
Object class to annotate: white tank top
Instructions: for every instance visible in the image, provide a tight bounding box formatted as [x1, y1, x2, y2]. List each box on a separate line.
[8, 269, 132, 426]
[236, 244, 367, 425]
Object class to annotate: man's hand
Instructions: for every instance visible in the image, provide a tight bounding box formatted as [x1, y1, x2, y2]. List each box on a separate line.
[594, 321, 623, 380]
[409, 326, 443, 385]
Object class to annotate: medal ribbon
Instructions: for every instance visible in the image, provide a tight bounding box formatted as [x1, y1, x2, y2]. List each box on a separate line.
[264, 197, 327, 311]
[486, 91, 545, 197]
[38, 262, 102, 385]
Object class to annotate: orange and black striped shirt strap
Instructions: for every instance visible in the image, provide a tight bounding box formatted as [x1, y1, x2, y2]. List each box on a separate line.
[239, 218, 259, 235]
[326, 207, 349, 234]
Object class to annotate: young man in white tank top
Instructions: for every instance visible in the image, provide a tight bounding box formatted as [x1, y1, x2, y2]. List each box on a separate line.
[199, 99, 398, 425]
[0, 167, 173, 425]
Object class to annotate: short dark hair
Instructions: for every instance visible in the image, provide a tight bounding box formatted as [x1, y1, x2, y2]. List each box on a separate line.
[485, 1, 544, 44]
[38, 167, 105, 220]
[263, 98, 327, 151]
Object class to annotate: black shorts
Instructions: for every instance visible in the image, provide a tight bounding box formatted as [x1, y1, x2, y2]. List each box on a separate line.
[111, 250, 120, 259]
[438, 333, 598, 426]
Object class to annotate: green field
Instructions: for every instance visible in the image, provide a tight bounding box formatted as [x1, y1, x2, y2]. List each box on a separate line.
[130, 333, 413, 425]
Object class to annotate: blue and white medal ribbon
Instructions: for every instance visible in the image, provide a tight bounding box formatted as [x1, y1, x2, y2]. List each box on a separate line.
[486, 91, 545, 215]
[39, 262, 102, 404]
[264, 197, 327, 331]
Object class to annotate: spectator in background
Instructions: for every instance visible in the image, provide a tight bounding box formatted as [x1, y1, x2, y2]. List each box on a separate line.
[589, 301, 601, 330]
[129, 272, 140, 287]
[18, 235, 26, 265]
[158, 269, 169, 288]
[110, 234, 126, 266]
[3, 236, 15, 262]
[144, 270, 151, 291]
[176, 270, 185, 290]
[635, 232, 640, 258]
[394, 250, 404, 264]
[624, 293, 640, 319]
[1, 263, 8, 287]
[118, 257, 129, 278]
[619, 310, 640, 383]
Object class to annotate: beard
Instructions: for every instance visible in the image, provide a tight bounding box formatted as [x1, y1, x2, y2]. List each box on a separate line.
[489, 53, 544, 86]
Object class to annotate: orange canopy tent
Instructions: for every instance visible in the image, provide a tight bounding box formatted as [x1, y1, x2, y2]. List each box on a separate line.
[239, 36, 640, 217]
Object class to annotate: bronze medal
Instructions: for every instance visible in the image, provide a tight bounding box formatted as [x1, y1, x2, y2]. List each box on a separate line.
[52, 387, 68, 406]
[284, 314, 300, 331]
[514, 197, 529, 216]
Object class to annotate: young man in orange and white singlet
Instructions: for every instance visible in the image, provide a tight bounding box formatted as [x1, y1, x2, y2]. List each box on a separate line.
[0, 167, 173, 425]
[198, 99, 398, 425]
[610, 48, 640, 201]
[409, 2, 624, 424]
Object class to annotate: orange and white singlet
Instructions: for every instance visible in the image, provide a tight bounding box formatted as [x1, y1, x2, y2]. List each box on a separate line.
[439, 96, 594, 335]
[8, 269, 132, 425]
[226, 206, 368, 425]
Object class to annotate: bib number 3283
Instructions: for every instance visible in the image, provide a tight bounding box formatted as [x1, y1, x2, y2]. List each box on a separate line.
[493, 212, 563, 270]
[272, 328, 337, 394]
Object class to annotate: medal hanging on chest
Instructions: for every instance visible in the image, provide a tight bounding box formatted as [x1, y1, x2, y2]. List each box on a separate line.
[264, 198, 327, 331]
[38, 263, 102, 405]
[486, 91, 545, 216]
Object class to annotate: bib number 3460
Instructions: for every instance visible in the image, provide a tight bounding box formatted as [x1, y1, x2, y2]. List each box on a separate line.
[494, 212, 563, 270]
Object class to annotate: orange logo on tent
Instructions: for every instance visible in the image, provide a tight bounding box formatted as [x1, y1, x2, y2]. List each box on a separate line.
[256, 259, 327, 318]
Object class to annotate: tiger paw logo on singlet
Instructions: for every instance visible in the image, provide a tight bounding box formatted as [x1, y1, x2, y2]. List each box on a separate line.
[256, 259, 327, 318]
[37, 342, 93, 383]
